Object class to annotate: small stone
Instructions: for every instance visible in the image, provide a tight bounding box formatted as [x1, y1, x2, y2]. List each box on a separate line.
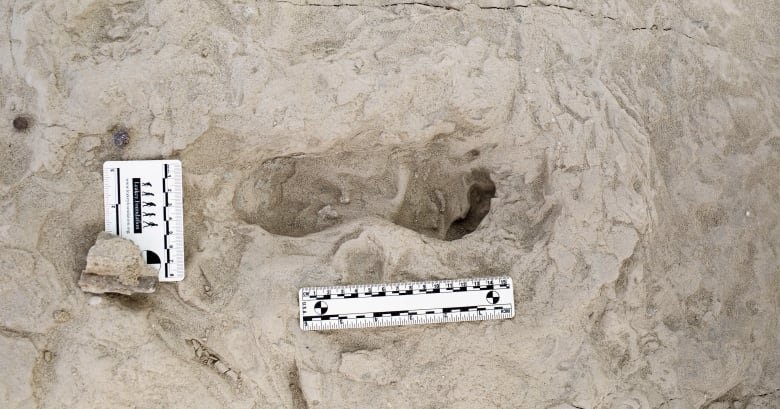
[43, 350, 53, 362]
[317, 205, 339, 220]
[12, 116, 29, 131]
[78, 232, 158, 295]
[112, 128, 130, 147]
[53, 309, 71, 323]
[88, 296, 102, 305]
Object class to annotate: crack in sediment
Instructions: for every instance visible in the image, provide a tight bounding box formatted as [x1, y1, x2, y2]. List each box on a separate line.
[268, 0, 710, 46]
[0, 325, 44, 340]
[7, 0, 18, 75]
[654, 397, 679, 409]
[632, 25, 671, 32]
[268, 0, 618, 23]
[273, 0, 458, 10]
[744, 388, 780, 405]
[631, 25, 706, 44]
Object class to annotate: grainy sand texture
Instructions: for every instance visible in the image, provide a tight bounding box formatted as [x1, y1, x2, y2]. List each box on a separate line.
[1, 0, 779, 408]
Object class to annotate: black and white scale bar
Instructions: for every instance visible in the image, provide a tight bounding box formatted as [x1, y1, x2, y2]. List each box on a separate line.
[299, 276, 514, 331]
[103, 160, 185, 282]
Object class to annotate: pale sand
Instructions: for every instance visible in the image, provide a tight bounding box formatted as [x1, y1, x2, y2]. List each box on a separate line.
[1, 1, 779, 408]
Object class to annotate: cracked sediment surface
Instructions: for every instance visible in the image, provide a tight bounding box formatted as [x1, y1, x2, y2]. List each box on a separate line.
[1, 0, 779, 408]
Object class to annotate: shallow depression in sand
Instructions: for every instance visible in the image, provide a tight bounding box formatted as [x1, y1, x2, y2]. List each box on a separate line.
[233, 143, 496, 240]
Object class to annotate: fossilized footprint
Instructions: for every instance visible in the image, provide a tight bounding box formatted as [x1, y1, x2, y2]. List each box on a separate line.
[233, 144, 495, 240]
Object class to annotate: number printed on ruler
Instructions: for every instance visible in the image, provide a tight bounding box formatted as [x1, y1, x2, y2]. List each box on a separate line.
[299, 277, 514, 331]
[103, 160, 185, 282]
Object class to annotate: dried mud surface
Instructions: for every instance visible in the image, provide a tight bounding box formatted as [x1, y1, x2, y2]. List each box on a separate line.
[1, 0, 779, 408]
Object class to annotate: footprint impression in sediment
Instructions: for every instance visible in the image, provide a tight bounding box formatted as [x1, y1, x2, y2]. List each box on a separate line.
[233, 144, 496, 240]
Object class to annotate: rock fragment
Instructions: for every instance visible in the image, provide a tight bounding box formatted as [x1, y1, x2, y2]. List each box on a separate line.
[78, 232, 157, 295]
[112, 128, 130, 147]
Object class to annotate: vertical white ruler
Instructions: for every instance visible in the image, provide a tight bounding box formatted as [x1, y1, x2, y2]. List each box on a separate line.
[103, 160, 185, 282]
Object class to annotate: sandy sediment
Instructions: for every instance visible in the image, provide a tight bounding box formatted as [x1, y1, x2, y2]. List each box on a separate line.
[1, 0, 779, 408]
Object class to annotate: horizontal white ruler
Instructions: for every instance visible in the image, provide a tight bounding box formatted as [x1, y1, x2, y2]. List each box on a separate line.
[299, 277, 514, 331]
[103, 160, 185, 282]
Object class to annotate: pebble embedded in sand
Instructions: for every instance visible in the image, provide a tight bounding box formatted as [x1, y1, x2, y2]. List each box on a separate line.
[112, 128, 130, 147]
[12, 116, 30, 131]
[317, 205, 339, 220]
[78, 232, 158, 295]
[52, 309, 71, 323]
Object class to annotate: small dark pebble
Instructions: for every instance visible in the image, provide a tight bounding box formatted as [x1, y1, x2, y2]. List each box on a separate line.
[13, 116, 29, 131]
[112, 129, 130, 147]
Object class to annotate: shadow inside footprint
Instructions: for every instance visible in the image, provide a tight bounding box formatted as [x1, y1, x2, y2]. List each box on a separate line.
[444, 169, 496, 240]
[233, 145, 495, 241]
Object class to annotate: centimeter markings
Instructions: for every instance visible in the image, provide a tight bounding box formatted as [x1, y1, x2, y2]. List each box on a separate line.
[103, 165, 120, 235]
[300, 277, 510, 298]
[299, 276, 515, 331]
[309, 311, 513, 331]
[163, 162, 185, 281]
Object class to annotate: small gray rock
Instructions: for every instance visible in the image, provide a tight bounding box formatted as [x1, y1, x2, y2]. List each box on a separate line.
[112, 128, 130, 147]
